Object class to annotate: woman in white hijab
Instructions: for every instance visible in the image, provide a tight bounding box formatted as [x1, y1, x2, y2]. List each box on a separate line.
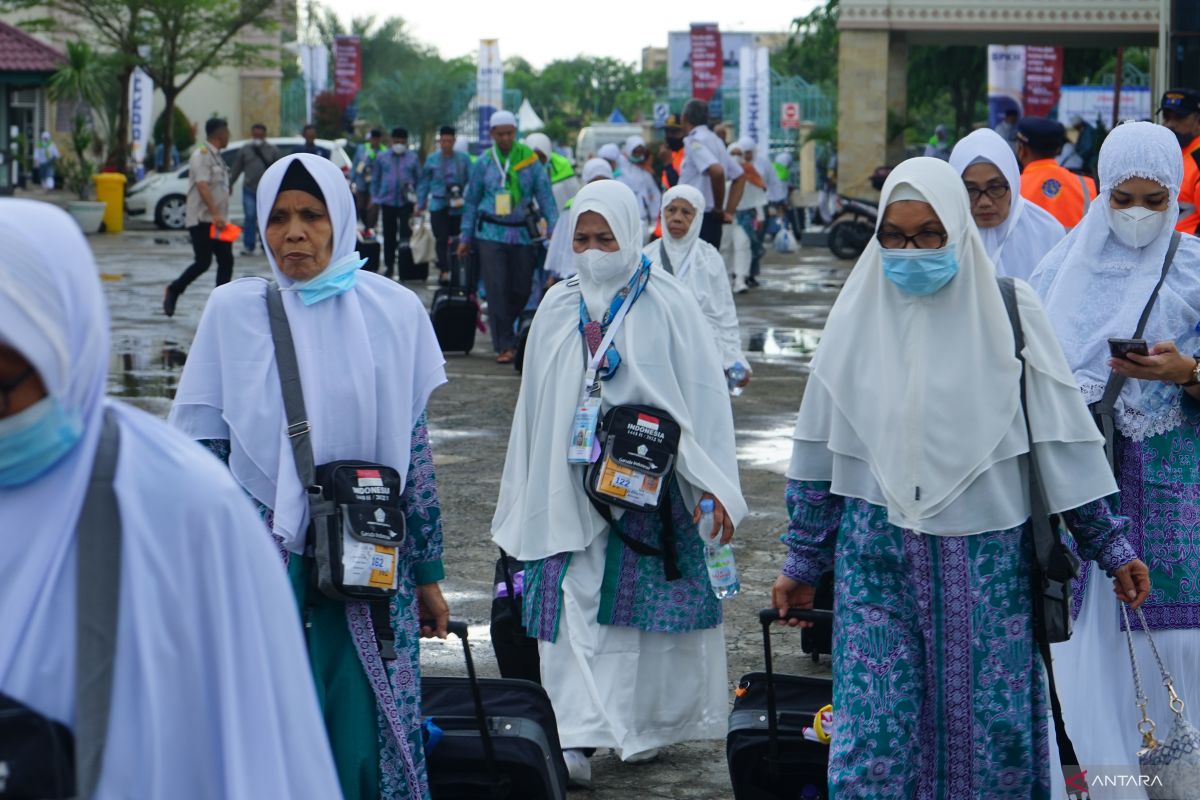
[544, 160, 614, 281]
[170, 154, 449, 800]
[949, 128, 1065, 281]
[0, 199, 341, 798]
[771, 157, 1149, 798]
[1032, 121, 1200, 797]
[642, 184, 750, 383]
[617, 135, 662, 240]
[493, 180, 746, 787]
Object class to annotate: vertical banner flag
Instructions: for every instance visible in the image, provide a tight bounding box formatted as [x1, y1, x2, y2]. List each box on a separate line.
[299, 44, 330, 125]
[739, 46, 770, 153]
[690, 23, 722, 103]
[987, 45, 1025, 127]
[333, 35, 361, 104]
[127, 66, 153, 179]
[1023, 46, 1064, 119]
[477, 39, 504, 143]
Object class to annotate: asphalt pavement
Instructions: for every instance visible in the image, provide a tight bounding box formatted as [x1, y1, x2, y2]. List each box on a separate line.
[87, 218, 850, 799]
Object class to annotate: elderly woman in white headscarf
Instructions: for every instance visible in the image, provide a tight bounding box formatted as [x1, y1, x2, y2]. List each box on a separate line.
[493, 180, 746, 787]
[0, 199, 341, 798]
[642, 184, 750, 384]
[772, 157, 1149, 798]
[1031, 121, 1200, 793]
[949, 128, 1065, 281]
[616, 135, 661, 240]
[169, 154, 449, 800]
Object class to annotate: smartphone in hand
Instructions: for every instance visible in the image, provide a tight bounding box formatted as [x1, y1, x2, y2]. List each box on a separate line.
[1109, 338, 1150, 361]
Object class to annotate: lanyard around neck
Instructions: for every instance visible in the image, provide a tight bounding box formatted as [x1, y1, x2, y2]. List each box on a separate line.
[578, 260, 650, 389]
[491, 148, 513, 184]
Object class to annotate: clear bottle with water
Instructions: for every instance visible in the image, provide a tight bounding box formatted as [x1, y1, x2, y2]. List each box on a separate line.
[698, 498, 740, 599]
[1140, 321, 1200, 415]
[727, 363, 748, 397]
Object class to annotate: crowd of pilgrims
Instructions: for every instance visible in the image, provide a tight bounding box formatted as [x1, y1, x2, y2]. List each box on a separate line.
[3, 111, 1200, 800]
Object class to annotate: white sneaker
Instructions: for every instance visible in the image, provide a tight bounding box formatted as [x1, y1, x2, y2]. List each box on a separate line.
[623, 747, 660, 764]
[733, 278, 749, 294]
[563, 748, 592, 789]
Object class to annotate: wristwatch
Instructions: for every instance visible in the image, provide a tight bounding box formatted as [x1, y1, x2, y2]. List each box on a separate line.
[1183, 356, 1200, 387]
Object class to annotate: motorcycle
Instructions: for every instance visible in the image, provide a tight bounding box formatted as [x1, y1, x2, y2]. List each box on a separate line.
[826, 166, 892, 261]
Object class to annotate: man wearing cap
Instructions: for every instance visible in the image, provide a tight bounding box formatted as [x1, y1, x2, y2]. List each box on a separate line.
[371, 126, 421, 279]
[457, 110, 559, 364]
[1159, 88, 1200, 234]
[1017, 117, 1097, 228]
[678, 99, 746, 248]
[352, 128, 386, 231]
[417, 126, 474, 284]
[525, 132, 579, 215]
[617, 135, 661, 242]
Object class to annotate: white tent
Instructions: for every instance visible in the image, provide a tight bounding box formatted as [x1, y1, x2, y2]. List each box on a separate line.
[518, 99, 545, 132]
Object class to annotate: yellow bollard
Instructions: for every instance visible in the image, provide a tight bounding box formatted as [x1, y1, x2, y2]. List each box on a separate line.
[92, 173, 128, 233]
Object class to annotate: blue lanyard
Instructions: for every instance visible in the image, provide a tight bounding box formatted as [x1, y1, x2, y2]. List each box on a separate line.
[577, 256, 651, 383]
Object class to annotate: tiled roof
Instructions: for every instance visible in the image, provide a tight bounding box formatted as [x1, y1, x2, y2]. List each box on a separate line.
[0, 22, 65, 74]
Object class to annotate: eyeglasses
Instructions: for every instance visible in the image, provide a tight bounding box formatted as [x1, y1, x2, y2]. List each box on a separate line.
[965, 182, 1010, 202]
[876, 230, 949, 250]
[0, 366, 33, 417]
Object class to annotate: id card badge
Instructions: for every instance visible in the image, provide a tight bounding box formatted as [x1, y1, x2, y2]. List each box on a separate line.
[495, 191, 512, 216]
[567, 396, 601, 463]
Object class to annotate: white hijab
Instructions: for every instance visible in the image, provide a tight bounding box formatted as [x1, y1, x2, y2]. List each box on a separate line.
[949, 128, 1066, 281]
[655, 184, 704, 278]
[170, 154, 447, 552]
[790, 157, 1115, 535]
[492, 180, 746, 560]
[0, 200, 341, 798]
[1031, 121, 1200, 441]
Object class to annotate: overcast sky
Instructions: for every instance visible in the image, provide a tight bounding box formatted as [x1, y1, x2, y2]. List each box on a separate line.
[326, 1, 821, 68]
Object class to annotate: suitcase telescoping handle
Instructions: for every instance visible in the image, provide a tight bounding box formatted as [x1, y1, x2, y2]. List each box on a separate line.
[424, 619, 503, 799]
[757, 608, 834, 779]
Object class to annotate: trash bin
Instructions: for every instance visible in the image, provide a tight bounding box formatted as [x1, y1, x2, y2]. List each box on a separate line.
[92, 172, 127, 233]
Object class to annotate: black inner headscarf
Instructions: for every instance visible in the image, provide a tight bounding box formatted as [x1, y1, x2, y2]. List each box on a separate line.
[278, 159, 326, 204]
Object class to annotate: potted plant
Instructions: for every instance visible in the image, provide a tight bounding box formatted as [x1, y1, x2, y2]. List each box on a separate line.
[48, 41, 110, 233]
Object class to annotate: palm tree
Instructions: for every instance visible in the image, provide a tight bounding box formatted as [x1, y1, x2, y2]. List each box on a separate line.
[47, 41, 113, 199]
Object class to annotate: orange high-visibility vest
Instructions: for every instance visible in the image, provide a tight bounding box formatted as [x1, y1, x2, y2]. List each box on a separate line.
[1020, 159, 1096, 228]
[1176, 137, 1200, 235]
[654, 149, 686, 238]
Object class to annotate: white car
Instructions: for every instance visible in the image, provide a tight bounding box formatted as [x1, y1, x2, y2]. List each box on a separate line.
[125, 137, 352, 230]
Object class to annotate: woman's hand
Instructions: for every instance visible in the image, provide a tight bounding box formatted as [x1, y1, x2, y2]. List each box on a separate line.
[1112, 559, 1151, 610]
[771, 575, 817, 628]
[1110, 340, 1198, 384]
[693, 492, 734, 544]
[416, 582, 450, 639]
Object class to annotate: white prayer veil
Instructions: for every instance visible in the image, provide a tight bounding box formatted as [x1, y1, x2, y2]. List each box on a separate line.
[657, 184, 705, 278]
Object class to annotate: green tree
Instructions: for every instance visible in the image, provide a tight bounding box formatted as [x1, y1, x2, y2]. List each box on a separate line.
[358, 55, 474, 155]
[47, 40, 112, 198]
[139, 0, 278, 171]
[908, 46, 986, 142]
[307, 3, 429, 90]
[777, 0, 840, 90]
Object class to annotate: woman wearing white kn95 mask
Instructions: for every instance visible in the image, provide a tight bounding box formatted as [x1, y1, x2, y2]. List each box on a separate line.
[1032, 119, 1200, 795]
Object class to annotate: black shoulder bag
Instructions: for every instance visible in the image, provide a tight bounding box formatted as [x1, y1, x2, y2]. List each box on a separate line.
[583, 404, 685, 581]
[1092, 231, 1182, 474]
[265, 282, 406, 659]
[0, 409, 120, 799]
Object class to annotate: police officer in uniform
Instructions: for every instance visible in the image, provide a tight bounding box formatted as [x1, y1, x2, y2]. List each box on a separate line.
[1159, 88, 1200, 235]
[1017, 117, 1097, 229]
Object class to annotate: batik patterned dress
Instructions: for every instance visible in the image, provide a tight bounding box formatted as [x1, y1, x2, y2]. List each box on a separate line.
[782, 480, 1136, 800]
[201, 413, 443, 800]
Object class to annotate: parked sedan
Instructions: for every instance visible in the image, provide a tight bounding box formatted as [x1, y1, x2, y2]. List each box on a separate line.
[125, 137, 352, 229]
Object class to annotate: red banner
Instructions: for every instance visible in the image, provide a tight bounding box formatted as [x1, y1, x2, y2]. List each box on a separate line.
[333, 35, 362, 103]
[1023, 46, 1063, 119]
[690, 23, 722, 103]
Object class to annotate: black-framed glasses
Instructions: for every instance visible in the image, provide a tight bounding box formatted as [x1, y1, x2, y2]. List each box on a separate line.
[876, 230, 949, 250]
[965, 182, 1010, 203]
[0, 366, 33, 416]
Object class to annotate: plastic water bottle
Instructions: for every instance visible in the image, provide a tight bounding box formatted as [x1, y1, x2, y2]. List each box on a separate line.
[1140, 321, 1200, 414]
[727, 363, 748, 397]
[699, 498, 740, 599]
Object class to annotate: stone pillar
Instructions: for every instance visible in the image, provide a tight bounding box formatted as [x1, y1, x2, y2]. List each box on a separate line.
[837, 30, 907, 198]
[240, 73, 282, 139]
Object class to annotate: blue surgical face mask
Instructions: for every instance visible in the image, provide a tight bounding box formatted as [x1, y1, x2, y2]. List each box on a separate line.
[880, 244, 959, 296]
[0, 395, 83, 487]
[284, 250, 368, 306]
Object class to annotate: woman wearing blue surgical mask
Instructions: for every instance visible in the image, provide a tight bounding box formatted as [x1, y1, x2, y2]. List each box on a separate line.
[170, 154, 450, 800]
[0, 199, 341, 798]
[772, 157, 1149, 798]
[1032, 120, 1200, 793]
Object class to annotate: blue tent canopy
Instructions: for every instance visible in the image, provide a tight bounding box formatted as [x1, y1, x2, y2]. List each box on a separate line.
[607, 108, 627, 123]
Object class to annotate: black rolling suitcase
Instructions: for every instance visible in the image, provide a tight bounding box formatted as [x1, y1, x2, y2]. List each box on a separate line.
[430, 249, 477, 354]
[358, 237, 381, 272]
[726, 608, 834, 800]
[490, 548, 540, 683]
[800, 572, 834, 661]
[513, 309, 536, 373]
[399, 242, 429, 282]
[422, 621, 567, 800]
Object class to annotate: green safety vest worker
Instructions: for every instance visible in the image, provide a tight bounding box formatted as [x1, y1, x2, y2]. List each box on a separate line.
[773, 162, 789, 183]
[548, 152, 575, 184]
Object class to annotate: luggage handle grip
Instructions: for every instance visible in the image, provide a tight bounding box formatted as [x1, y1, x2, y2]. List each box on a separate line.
[758, 607, 834, 627]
